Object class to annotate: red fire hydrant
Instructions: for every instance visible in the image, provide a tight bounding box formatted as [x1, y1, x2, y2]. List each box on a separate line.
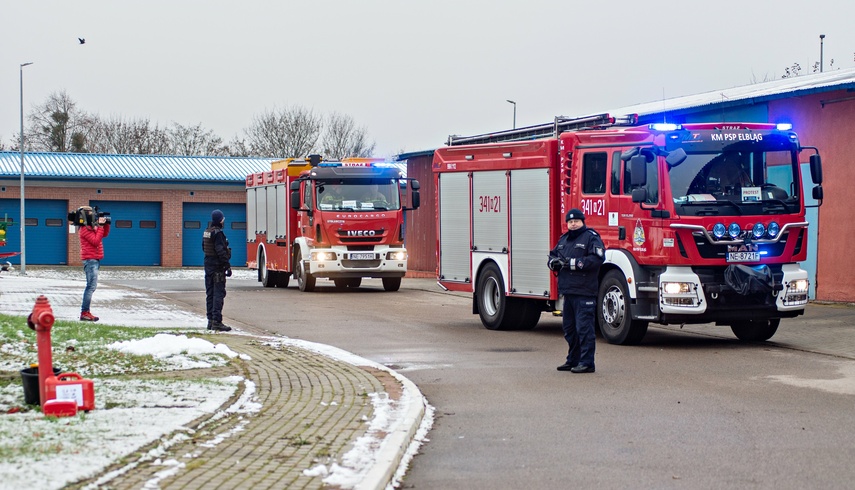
[27, 295, 56, 412]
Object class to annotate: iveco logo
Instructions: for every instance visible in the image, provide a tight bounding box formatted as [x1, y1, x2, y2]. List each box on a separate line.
[347, 230, 376, 237]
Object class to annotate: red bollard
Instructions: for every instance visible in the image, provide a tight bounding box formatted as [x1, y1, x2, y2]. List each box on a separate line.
[26, 295, 56, 412]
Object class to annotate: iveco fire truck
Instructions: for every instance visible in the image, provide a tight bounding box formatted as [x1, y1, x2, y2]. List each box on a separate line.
[434, 114, 823, 344]
[247, 155, 420, 292]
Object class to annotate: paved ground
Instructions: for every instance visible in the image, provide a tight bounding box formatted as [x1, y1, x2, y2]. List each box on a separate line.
[75, 335, 390, 490]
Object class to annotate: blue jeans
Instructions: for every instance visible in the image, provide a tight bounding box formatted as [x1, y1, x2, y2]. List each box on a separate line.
[562, 294, 596, 368]
[82, 259, 100, 312]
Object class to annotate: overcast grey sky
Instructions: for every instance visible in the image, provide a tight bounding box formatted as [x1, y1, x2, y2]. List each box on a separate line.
[2, 0, 853, 157]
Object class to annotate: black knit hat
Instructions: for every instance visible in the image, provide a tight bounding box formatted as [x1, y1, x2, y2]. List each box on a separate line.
[211, 209, 225, 224]
[565, 208, 585, 221]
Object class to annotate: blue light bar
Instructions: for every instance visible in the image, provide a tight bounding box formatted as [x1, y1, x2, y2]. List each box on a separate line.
[649, 123, 681, 131]
[776, 123, 793, 131]
[318, 163, 342, 167]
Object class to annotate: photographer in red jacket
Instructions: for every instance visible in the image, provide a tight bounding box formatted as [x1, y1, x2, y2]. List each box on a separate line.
[77, 206, 110, 321]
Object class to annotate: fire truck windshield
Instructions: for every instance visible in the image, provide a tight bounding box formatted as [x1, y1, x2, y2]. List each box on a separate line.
[316, 179, 401, 211]
[668, 149, 800, 216]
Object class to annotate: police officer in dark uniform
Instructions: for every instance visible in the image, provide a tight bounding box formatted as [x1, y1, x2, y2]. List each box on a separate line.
[203, 209, 232, 332]
[548, 209, 605, 373]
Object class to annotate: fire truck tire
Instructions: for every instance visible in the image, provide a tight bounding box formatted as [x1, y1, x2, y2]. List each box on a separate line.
[476, 262, 522, 330]
[382, 277, 402, 292]
[730, 318, 780, 341]
[259, 251, 275, 288]
[597, 270, 648, 345]
[295, 254, 316, 292]
[275, 272, 291, 288]
[515, 299, 542, 330]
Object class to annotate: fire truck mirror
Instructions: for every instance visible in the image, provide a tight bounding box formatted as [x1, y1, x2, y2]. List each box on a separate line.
[411, 190, 421, 210]
[632, 187, 648, 203]
[812, 185, 823, 201]
[290, 189, 301, 210]
[809, 154, 823, 184]
[665, 148, 687, 168]
[410, 179, 421, 191]
[630, 155, 647, 187]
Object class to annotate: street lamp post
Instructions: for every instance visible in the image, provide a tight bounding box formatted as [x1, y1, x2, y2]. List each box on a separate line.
[506, 100, 516, 129]
[20, 61, 33, 275]
[819, 34, 825, 72]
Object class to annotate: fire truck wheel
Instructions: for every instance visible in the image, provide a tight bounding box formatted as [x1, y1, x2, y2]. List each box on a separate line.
[730, 318, 780, 342]
[295, 254, 316, 292]
[259, 250, 275, 288]
[382, 277, 402, 292]
[476, 262, 523, 330]
[597, 270, 648, 345]
[275, 272, 291, 288]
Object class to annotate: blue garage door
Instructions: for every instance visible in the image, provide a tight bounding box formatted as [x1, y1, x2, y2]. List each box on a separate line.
[182, 203, 247, 267]
[91, 200, 161, 266]
[0, 198, 68, 265]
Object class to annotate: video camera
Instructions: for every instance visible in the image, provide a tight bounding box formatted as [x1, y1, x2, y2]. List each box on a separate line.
[68, 206, 111, 227]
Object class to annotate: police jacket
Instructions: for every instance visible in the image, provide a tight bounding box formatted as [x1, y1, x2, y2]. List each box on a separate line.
[547, 225, 605, 297]
[202, 224, 231, 270]
[79, 224, 110, 261]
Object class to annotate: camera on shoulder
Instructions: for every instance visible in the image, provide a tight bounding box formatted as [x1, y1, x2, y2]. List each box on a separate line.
[67, 206, 111, 226]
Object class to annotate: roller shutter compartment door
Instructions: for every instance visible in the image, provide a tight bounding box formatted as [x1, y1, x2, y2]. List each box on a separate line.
[0, 198, 67, 265]
[91, 201, 161, 266]
[182, 203, 247, 267]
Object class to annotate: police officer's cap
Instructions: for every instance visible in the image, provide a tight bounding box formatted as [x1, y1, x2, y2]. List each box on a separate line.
[211, 209, 225, 224]
[565, 208, 585, 221]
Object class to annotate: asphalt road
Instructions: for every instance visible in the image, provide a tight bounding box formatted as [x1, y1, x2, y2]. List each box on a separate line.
[119, 274, 855, 489]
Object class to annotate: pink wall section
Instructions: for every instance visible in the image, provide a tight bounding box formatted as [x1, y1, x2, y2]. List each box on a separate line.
[769, 90, 855, 302]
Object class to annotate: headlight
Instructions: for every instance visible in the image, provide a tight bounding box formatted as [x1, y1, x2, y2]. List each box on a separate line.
[311, 251, 336, 261]
[767, 221, 780, 238]
[662, 282, 692, 294]
[712, 223, 726, 239]
[728, 223, 741, 239]
[790, 279, 808, 293]
[386, 250, 407, 261]
[752, 222, 766, 239]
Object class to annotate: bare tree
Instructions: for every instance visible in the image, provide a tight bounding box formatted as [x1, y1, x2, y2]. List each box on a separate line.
[781, 62, 802, 79]
[225, 137, 251, 157]
[168, 122, 228, 156]
[243, 105, 323, 157]
[321, 112, 376, 160]
[26, 90, 94, 152]
[86, 116, 170, 154]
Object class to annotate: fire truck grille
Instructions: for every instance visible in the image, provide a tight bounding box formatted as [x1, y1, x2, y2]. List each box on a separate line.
[339, 236, 383, 243]
[341, 259, 382, 268]
[692, 232, 789, 260]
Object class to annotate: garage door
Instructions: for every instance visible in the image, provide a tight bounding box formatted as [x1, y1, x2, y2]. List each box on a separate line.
[0, 198, 68, 265]
[90, 200, 161, 266]
[182, 203, 247, 267]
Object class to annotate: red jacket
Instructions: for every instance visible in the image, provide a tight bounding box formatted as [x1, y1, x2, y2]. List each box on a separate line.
[79, 225, 110, 260]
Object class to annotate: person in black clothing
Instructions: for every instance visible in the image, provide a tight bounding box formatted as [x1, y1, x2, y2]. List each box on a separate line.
[548, 208, 605, 373]
[202, 209, 232, 332]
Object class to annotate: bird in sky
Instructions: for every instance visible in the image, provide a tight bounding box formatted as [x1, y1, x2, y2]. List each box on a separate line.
[78, 37, 85, 44]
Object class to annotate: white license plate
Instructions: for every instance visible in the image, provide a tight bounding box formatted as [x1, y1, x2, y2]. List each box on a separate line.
[350, 253, 375, 260]
[726, 252, 761, 262]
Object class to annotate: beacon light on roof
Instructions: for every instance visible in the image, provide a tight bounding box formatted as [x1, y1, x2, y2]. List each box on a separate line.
[776, 123, 793, 131]
[649, 123, 681, 131]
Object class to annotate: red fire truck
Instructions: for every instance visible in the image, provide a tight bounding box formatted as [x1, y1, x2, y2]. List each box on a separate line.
[434, 114, 823, 344]
[246, 155, 420, 292]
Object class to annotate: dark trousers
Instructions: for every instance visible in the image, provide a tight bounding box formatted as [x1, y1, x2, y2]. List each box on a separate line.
[562, 294, 596, 368]
[205, 269, 227, 322]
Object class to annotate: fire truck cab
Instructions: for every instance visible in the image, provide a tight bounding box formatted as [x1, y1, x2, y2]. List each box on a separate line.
[247, 155, 420, 292]
[434, 115, 823, 344]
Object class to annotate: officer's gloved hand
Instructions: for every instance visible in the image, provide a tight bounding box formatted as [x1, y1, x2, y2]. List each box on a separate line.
[225, 268, 232, 277]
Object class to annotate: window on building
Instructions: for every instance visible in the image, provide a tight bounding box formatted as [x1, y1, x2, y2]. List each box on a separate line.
[25, 218, 38, 226]
[45, 218, 63, 227]
[115, 220, 133, 229]
[232, 221, 247, 230]
[140, 220, 157, 229]
[184, 221, 201, 229]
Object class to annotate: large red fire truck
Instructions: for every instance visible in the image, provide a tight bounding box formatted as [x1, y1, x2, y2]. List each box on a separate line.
[246, 155, 420, 292]
[434, 114, 823, 344]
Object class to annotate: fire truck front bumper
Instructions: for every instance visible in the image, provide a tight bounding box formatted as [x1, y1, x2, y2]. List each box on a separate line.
[653, 264, 809, 323]
[307, 247, 408, 279]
